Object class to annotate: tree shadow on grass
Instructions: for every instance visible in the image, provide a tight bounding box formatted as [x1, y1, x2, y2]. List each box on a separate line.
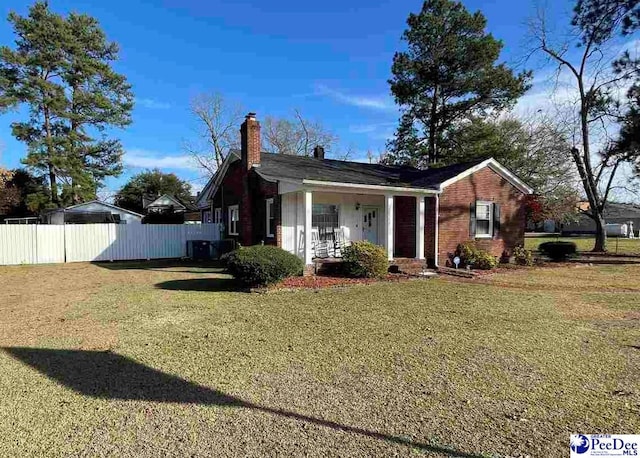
[3, 347, 483, 457]
[155, 278, 245, 293]
[92, 259, 227, 274]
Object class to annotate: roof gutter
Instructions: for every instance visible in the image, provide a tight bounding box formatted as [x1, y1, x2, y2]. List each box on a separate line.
[438, 158, 533, 194]
[302, 179, 440, 195]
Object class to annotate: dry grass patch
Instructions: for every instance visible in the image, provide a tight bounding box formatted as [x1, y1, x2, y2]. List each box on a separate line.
[0, 261, 638, 457]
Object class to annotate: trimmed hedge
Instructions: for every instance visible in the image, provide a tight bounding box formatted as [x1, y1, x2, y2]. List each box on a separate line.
[342, 241, 388, 278]
[538, 241, 577, 261]
[456, 241, 498, 270]
[224, 245, 304, 286]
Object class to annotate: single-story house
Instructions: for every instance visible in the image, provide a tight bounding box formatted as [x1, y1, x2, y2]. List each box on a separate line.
[42, 201, 143, 225]
[144, 194, 192, 214]
[196, 113, 533, 267]
[560, 201, 640, 236]
[142, 194, 201, 224]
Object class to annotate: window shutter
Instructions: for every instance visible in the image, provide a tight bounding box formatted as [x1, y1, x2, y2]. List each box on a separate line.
[493, 203, 501, 236]
[469, 202, 476, 237]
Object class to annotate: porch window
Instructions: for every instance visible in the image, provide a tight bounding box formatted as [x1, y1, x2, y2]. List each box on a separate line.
[228, 205, 239, 235]
[266, 198, 275, 237]
[475, 201, 493, 237]
[312, 204, 339, 241]
[214, 207, 222, 224]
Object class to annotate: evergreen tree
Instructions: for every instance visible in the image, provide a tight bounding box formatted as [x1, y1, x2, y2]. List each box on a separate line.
[0, 2, 133, 207]
[114, 169, 193, 214]
[386, 0, 531, 166]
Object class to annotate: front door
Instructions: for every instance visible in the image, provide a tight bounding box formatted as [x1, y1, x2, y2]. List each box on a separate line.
[362, 206, 379, 244]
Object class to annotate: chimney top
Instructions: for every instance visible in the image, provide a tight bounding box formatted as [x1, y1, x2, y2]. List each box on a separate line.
[313, 145, 325, 159]
[241, 112, 261, 169]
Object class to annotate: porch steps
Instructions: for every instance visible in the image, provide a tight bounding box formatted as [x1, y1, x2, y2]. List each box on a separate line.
[390, 258, 430, 276]
[313, 258, 344, 276]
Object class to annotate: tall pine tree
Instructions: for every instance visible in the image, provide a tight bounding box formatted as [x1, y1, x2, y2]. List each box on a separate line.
[0, 2, 133, 206]
[387, 0, 531, 166]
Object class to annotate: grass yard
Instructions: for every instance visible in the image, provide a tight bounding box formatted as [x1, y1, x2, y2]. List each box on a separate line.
[0, 261, 638, 457]
[525, 235, 640, 255]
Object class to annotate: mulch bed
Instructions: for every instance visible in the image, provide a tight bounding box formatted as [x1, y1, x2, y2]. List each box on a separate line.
[271, 273, 416, 291]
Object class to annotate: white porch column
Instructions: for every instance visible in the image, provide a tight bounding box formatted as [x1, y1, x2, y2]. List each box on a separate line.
[303, 190, 313, 265]
[415, 196, 425, 260]
[385, 194, 394, 260]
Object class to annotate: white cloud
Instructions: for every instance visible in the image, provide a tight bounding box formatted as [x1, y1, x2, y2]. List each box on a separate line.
[190, 182, 205, 195]
[349, 122, 396, 143]
[315, 84, 396, 111]
[123, 148, 199, 171]
[135, 98, 171, 110]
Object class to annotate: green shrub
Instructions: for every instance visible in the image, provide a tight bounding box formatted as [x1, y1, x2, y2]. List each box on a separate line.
[342, 241, 388, 278]
[456, 241, 497, 270]
[457, 241, 478, 265]
[473, 251, 498, 270]
[224, 245, 303, 286]
[513, 245, 534, 266]
[538, 241, 577, 261]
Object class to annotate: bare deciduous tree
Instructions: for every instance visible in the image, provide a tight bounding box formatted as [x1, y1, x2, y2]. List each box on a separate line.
[262, 110, 337, 156]
[529, 3, 640, 252]
[184, 93, 244, 175]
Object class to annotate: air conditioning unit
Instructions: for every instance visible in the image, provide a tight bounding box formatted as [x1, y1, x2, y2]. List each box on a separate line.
[186, 240, 212, 261]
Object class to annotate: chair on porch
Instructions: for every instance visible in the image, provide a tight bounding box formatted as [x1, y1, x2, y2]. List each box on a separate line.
[311, 227, 331, 259]
[332, 228, 350, 258]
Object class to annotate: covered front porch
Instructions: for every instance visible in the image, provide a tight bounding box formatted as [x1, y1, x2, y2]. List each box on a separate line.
[279, 183, 439, 266]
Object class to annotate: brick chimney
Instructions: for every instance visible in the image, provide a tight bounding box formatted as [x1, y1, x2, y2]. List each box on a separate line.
[240, 112, 261, 169]
[313, 145, 325, 159]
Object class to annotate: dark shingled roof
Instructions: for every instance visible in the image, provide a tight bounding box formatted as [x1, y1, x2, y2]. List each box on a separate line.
[257, 152, 486, 189]
[603, 202, 640, 218]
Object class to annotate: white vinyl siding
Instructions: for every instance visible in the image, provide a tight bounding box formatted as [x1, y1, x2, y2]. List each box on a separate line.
[280, 192, 386, 260]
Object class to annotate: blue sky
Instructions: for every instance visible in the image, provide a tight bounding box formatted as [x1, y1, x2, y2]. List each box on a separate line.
[0, 0, 596, 198]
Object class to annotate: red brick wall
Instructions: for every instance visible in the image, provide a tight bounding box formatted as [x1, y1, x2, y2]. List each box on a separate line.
[249, 173, 279, 246]
[210, 163, 280, 247]
[394, 196, 416, 258]
[437, 167, 526, 265]
[211, 161, 244, 243]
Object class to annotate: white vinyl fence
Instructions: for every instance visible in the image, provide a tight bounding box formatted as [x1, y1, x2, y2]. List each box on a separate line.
[0, 224, 222, 266]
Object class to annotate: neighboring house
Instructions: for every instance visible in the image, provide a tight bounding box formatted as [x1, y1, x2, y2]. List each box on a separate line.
[144, 194, 190, 214]
[561, 202, 640, 235]
[143, 193, 201, 224]
[42, 201, 143, 225]
[196, 113, 532, 267]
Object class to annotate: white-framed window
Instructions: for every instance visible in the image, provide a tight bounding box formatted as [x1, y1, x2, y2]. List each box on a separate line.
[312, 204, 339, 241]
[266, 198, 275, 238]
[475, 201, 493, 238]
[228, 205, 239, 235]
[214, 207, 222, 224]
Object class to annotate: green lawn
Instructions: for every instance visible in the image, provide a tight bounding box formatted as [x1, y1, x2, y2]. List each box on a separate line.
[0, 261, 639, 457]
[525, 235, 640, 255]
